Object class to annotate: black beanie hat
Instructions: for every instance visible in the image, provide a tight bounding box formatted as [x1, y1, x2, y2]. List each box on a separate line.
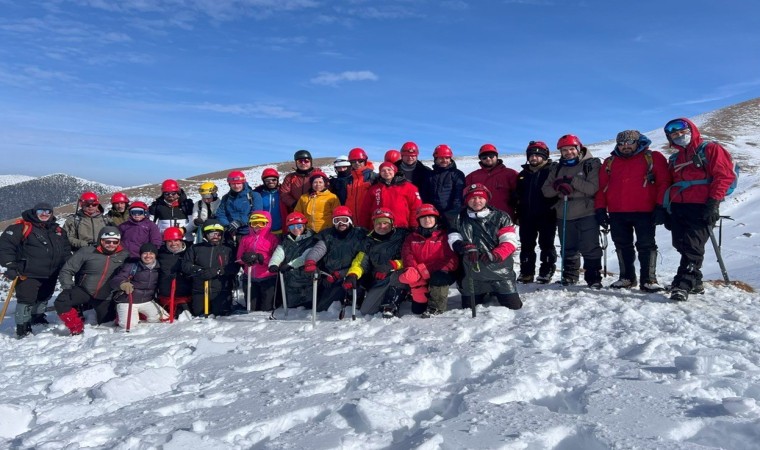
[139, 242, 158, 255]
[33, 202, 54, 212]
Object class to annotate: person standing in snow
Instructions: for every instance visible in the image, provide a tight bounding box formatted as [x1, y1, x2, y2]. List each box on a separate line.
[449, 184, 522, 311]
[186, 182, 221, 241]
[399, 204, 459, 316]
[106, 192, 130, 226]
[64, 191, 112, 251]
[0, 203, 71, 338]
[156, 227, 193, 318]
[395, 141, 433, 203]
[329, 155, 352, 206]
[118, 201, 162, 260]
[595, 130, 671, 292]
[267, 212, 318, 309]
[359, 161, 422, 229]
[110, 243, 168, 329]
[464, 144, 519, 220]
[280, 150, 316, 214]
[662, 118, 736, 302]
[148, 179, 194, 242]
[55, 226, 129, 335]
[426, 144, 465, 229]
[515, 141, 557, 284]
[294, 171, 341, 233]
[236, 211, 280, 312]
[254, 169, 283, 235]
[216, 171, 263, 246]
[343, 148, 378, 217]
[542, 135, 603, 289]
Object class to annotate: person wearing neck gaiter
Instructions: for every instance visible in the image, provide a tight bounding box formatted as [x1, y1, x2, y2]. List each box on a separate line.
[111, 242, 168, 329]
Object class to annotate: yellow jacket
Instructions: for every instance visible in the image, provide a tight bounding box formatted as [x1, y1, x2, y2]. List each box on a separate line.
[295, 190, 340, 233]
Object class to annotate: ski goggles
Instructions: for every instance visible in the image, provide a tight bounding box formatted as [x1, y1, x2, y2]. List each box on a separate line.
[288, 224, 304, 231]
[36, 209, 52, 215]
[664, 119, 689, 135]
[332, 216, 352, 226]
[129, 209, 146, 216]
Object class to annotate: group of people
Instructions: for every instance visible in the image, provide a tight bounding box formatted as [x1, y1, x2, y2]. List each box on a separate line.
[0, 117, 737, 338]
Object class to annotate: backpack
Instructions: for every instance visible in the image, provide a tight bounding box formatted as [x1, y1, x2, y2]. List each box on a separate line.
[602, 150, 655, 193]
[663, 141, 740, 212]
[13, 220, 34, 241]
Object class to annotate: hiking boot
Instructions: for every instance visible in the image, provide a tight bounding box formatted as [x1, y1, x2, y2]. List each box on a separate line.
[690, 282, 705, 295]
[517, 273, 534, 284]
[381, 305, 399, 319]
[558, 278, 577, 286]
[16, 323, 32, 339]
[535, 273, 552, 284]
[31, 314, 50, 325]
[610, 278, 635, 289]
[640, 282, 665, 293]
[670, 288, 688, 302]
[588, 282, 603, 290]
[419, 311, 431, 319]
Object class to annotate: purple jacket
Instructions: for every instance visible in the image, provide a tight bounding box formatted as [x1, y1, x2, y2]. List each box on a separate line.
[110, 261, 160, 304]
[118, 218, 162, 258]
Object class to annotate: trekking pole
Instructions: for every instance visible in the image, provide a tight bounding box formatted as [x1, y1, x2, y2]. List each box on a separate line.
[351, 287, 357, 321]
[246, 266, 252, 313]
[600, 226, 609, 278]
[203, 280, 210, 318]
[560, 195, 568, 283]
[0, 276, 20, 325]
[708, 227, 731, 283]
[279, 272, 288, 318]
[126, 292, 134, 332]
[169, 278, 176, 324]
[270, 273, 279, 320]
[311, 271, 319, 328]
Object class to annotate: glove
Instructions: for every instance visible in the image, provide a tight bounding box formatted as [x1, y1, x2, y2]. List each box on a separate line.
[552, 176, 573, 190]
[652, 206, 669, 226]
[389, 260, 402, 271]
[479, 251, 503, 263]
[595, 208, 609, 228]
[268, 265, 279, 273]
[374, 272, 388, 281]
[279, 262, 294, 273]
[193, 217, 204, 226]
[452, 240, 465, 255]
[201, 267, 219, 280]
[304, 260, 317, 273]
[704, 198, 720, 227]
[342, 274, 357, 290]
[120, 281, 135, 294]
[241, 252, 258, 265]
[191, 266, 205, 278]
[3, 269, 18, 280]
[227, 220, 244, 234]
[326, 271, 342, 284]
[463, 243, 478, 263]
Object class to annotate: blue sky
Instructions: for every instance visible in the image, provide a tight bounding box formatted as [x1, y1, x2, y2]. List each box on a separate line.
[1, 0, 759, 187]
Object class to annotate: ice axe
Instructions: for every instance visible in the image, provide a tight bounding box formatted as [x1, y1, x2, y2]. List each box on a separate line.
[600, 226, 609, 278]
[0, 276, 21, 325]
[708, 227, 730, 283]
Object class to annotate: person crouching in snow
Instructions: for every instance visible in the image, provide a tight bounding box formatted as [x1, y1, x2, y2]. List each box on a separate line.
[449, 183, 522, 310]
[347, 208, 410, 317]
[110, 243, 168, 329]
[236, 211, 280, 311]
[181, 219, 238, 317]
[267, 212, 318, 309]
[157, 227, 193, 319]
[399, 204, 459, 317]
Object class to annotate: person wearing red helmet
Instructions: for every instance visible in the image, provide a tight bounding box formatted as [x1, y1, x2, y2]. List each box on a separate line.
[464, 144, 519, 220]
[118, 201, 163, 259]
[542, 134, 603, 288]
[156, 227, 193, 319]
[662, 118, 736, 302]
[515, 141, 558, 284]
[295, 171, 340, 233]
[267, 211, 318, 309]
[254, 169, 283, 235]
[595, 130, 671, 293]
[280, 149, 316, 214]
[64, 191, 112, 251]
[216, 171, 263, 244]
[384, 149, 401, 164]
[303, 205, 369, 312]
[427, 144, 465, 228]
[343, 208, 410, 317]
[148, 179, 194, 242]
[343, 148, 378, 219]
[448, 183, 521, 311]
[107, 192, 130, 226]
[359, 161, 422, 229]
[399, 204, 459, 316]
[396, 141, 433, 203]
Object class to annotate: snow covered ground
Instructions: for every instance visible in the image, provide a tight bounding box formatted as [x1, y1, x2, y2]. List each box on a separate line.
[0, 174, 34, 189]
[1, 124, 759, 449]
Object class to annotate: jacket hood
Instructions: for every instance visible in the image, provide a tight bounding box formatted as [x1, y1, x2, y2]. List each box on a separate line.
[666, 117, 703, 151]
[228, 183, 254, 198]
[22, 209, 57, 224]
[612, 134, 652, 158]
[249, 210, 273, 235]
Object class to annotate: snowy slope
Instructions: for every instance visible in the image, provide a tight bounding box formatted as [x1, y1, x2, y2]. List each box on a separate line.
[1, 111, 759, 449]
[0, 174, 34, 189]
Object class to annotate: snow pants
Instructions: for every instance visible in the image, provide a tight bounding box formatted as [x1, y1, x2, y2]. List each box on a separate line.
[116, 301, 168, 329]
[242, 276, 277, 312]
[54, 286, 115, 324]
[519, 213, 557, 277]
[557, 215, 603, 284]
[14, 276, 57, 326]
[669, 203, 709, 291]
[609, 212, 658, 284]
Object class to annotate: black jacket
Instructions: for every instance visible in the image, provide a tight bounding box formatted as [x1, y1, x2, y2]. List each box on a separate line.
[157, 244, 193, 298]
[350, 228, 408, 281]
[427, 161, 466, 226]
[281, 231, 318, 288]
[181, 241, 238, 295]
[516, 160, 557, 222]
[0, 209, 71, 279]
[306, 226, 368, 274]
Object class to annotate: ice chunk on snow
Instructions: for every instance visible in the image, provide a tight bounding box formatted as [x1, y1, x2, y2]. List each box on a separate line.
[0, 404, 34, 438]
[96, 367, 179, 406]
[48, 363, 117, 397]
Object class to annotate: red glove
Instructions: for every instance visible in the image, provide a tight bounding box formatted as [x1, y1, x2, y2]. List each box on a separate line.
[374, 272, 387, 281]
[389, 260, 402, 270]
[463, 244, 478, 263]
[326, 271, 342, 284]
[304, 260, 317, 273]
[342, 274, 357, 290]
[479, 251, 503, 263]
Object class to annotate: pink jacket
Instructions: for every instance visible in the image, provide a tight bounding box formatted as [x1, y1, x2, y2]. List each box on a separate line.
[236, 211, 280, 280]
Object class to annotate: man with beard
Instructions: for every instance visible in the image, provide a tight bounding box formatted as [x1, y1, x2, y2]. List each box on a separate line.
[64, 192, 112, 251]
[280, 150, 316, 214]
[157, 227, 193, 319]
[515, 141, 558, 284]
[426, 144, 465, 229]
[465, 144, 519, 220]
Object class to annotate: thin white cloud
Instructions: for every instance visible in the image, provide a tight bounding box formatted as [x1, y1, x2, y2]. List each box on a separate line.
[310, 70, 379, 86]
[184, 102, 304, 119]
[674, 79, 760, 106]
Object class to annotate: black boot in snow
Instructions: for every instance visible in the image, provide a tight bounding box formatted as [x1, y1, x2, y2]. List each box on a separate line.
[31, 314, 50, 325]
[16, 323, 33, 339]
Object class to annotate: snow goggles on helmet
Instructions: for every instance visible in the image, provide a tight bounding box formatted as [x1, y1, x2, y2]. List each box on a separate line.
[664, 119, 689, 134]
[333, 216, 352, 226]
[288, 224, 304, 231]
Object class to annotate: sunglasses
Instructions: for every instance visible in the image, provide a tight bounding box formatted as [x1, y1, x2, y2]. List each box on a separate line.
[36, 209, 52, 215]
[333, 217, 351, 225]
[102, 239, 120, 245]
[664, 119, 689, 134]
[201, 194, 214, 199]
[263, 177, 278, 182]
[83, 202, 100, 207]
[617, 139, 638, 145]
[479, 154, 497, 160]
[205, 231, 222, 237]
[163, 191, 179, 196]
[349, 159, 366, 164]
[296, 158, 311, 164]
[130, 209, 146, 216]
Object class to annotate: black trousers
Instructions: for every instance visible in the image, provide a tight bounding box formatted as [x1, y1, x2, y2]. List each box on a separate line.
[54, 286, 115, 324]
[519, 214, 557, 276]
[242, 276, 277, 312]
[557, 215, 603, 284]
[670, 203, 710, 290]
[609, 212, 658, 283]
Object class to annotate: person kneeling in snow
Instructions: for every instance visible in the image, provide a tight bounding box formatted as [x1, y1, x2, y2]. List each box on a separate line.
[236, 211, 280, 311]
[110, 243, 168, 329]
[449, 184, 522, 310]
[399, 204, 459, 317]
[268, 212, 318, 309]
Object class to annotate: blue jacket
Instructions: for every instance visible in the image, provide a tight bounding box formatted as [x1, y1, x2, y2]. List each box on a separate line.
[217, 183, 263, 236]
[254, 185, 282, 232]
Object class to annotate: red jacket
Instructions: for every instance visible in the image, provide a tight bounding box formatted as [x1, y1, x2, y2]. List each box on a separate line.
[595, 149, 671, 213]
[402, 228, 458, 279]
[359, 176, 422, 229]
[666, 118, 736, 205]
[279, 168, 314, 212]
[464, 160, 518, 218]
[344, 161, 376, 218]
